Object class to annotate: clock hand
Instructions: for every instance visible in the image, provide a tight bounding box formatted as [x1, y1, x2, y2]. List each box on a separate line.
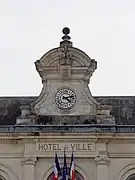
[62, 96, 71, 103]
[68, 95, 75, 99]
[64, 95, 75, 100]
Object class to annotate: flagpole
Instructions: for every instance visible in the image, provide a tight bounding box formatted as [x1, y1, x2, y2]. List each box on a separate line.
[69, 151, 75, 180]
[62, 150, 68, 180]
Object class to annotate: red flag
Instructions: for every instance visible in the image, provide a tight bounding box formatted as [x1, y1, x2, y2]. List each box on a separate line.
[70, 152, 75, 180]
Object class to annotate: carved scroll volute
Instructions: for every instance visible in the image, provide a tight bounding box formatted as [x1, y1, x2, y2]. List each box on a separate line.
[87, 59, 97, 77]
[35, 60, 43, 78]
[95, 155, 109, 165]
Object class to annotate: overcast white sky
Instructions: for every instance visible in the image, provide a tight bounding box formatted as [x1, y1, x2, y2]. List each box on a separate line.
[0, 0, 135, 96]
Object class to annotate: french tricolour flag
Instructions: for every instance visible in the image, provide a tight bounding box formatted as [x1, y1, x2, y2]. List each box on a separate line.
[53, 153, 61, 180]
[69, 152, 75, 180]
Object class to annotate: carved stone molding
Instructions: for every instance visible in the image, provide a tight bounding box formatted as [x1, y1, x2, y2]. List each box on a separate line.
[95, 155, 109, 165]
[22, 156, 37, 165]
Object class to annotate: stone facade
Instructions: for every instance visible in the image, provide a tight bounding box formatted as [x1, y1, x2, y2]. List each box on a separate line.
[0, 28, 135, 180]
[0, 129, 135, 180]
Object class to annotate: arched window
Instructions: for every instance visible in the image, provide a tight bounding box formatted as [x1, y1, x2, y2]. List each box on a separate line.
[128, 174, 135, 180]
[47, 170, 85, 180]
[0, 176, 5, 180]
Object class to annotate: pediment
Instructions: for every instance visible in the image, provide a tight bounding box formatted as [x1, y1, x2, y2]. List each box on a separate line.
[36, 47, 93, 68]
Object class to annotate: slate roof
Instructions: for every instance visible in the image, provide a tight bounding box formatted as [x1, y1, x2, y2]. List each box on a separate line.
[0, 96, 135, 125]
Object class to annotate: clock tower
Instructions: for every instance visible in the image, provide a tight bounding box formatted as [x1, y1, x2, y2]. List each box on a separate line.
[17, 28, 115, 125]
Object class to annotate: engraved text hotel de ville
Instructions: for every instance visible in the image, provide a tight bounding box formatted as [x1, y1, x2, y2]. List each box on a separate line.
[36, 143, 95, 152]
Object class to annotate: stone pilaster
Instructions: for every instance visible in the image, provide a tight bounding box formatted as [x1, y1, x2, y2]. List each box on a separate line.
[22, 156, 37, 180]
[95, 155, 109, 180]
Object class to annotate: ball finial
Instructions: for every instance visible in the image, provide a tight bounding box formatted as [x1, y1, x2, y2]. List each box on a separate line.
[62, 27, 70, 35]
[62, 27, 71, 41]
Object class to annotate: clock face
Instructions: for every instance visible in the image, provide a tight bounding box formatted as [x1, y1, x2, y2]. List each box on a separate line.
[55, 88, 76, 109]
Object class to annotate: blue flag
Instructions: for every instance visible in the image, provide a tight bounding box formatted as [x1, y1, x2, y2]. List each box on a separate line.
[55, 153, 61, 176]
[62, 151, 67, 180]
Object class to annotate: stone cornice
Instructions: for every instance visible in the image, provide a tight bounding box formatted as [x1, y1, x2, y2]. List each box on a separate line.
[109, 153, 135, 158]
[1, 133, 135, 140]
